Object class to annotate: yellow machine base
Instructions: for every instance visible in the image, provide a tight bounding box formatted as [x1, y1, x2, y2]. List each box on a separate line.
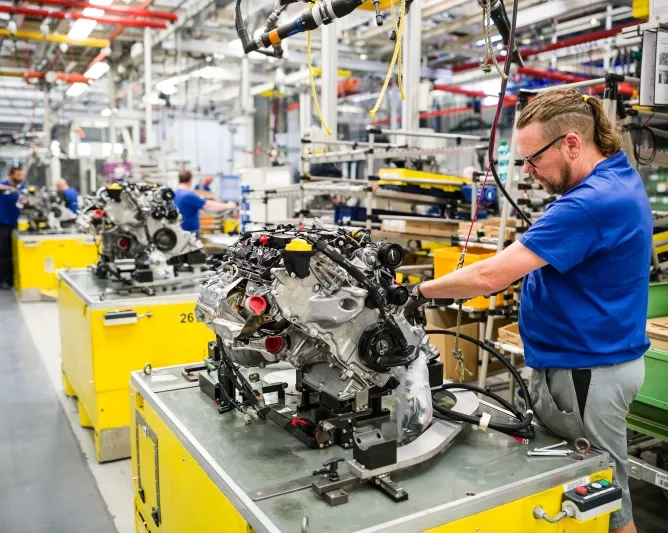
[12, 231, 98, 302]
[130, 372, 616, 533]
[59, 275, 214, 462]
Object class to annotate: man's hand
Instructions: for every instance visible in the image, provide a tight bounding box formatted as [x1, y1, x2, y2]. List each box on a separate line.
[403, 282, 454, 323]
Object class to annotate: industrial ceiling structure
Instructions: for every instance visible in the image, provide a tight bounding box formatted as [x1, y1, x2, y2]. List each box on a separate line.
[0, 0, 639, 132]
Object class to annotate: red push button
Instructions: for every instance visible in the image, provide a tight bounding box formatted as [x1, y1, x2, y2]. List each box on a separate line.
[575, 486, 587, 495]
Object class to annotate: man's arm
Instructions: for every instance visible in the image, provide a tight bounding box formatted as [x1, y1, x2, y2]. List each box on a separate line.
[419, 241, 547, 300]
[203, 200, 237, 212]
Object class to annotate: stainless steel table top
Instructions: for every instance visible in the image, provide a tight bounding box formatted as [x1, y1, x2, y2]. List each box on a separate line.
[131, 365, 610, 533]
[58, 268, 203, 309]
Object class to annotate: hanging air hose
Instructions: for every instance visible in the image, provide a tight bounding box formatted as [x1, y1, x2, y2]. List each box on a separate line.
[427, 329, 535, 439]
[481, 0, 533, 228]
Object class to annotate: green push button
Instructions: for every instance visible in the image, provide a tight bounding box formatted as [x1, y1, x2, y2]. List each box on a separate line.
[599, 480, 610, 487]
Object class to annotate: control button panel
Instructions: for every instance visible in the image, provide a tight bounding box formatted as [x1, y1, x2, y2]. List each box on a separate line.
[562, 481, 622, 522]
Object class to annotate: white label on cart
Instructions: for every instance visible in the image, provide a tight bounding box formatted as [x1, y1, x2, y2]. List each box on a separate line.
[655, 472, 668, 489]
[563, 476, 590, 492]
[151, 375, 178, 382]
[44, 257, 54, 273]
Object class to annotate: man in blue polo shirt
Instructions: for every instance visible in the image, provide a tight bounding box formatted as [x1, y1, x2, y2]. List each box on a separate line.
[411, 89, 650, 533]
[0, 166, 26, 289]
[56, 178, 79, 213]
[174, 170, 236, 236]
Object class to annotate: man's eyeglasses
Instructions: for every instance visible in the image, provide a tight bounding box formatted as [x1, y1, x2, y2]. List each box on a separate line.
[521, 134, 567, 169]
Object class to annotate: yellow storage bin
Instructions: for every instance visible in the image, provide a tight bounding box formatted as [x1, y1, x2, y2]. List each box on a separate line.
[59, 268, 214, 462]
[434, 246, 507, 310]
[12, 230, 99, 302]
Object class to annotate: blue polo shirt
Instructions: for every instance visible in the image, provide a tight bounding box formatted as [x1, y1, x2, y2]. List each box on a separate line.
[0, 179, 25, 226]
[62, 188, 79, 213]
[519, 151, 652, 369]
[174, 187, 206, 233]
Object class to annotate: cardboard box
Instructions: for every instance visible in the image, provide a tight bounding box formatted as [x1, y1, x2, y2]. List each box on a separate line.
[485, 216, 518, 228]
[482, 225, 516, 240]
[425, 308, 518, 381]
[498, 322, 523, 348]
[380, 218, 458, 238]
[647, 316, 668, 352]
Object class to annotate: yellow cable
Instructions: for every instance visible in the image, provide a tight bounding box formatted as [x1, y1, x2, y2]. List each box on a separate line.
[307, 3, 332, 135]
[390, 0, 404, 99]
[370, 0, 406, 117]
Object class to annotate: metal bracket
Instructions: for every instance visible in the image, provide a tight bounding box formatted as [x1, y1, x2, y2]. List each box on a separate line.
[135, 410, 161, 526]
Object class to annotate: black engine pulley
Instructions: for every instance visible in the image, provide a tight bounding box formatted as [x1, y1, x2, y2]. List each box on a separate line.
[151, 206, 167, 219]
[153, 227, 178, 252]
[358, 322, 418, 372]
[378, 243, 404, 269]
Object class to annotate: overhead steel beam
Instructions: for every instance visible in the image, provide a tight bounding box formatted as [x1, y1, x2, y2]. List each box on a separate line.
[0, 5, 169, 29]
[17, 0, 178, 20]
[0, 28, 110, 48]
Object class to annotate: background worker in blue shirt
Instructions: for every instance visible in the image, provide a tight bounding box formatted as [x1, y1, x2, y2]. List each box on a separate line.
[0, 166, 26, 289]
[410, 89, 650, 533]
[56, 178, 79, 213]
[174, 170, 236, 235]
[194, 176, 213, 192]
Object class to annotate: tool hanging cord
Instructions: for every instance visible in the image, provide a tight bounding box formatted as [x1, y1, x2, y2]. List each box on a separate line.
[307, 2, 332, 135]
[370, 0, 406, 117]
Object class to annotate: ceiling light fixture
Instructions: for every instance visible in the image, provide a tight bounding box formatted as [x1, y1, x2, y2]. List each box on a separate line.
[100, 108, 112, 117]
[67, 82, 89, 97]
[84, 61, 110, 80]
[590, 17, 599, 26]
[360, 53, 368, 60]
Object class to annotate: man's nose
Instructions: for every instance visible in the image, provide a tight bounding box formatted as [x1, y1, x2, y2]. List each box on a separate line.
[522, 160, 532, 175]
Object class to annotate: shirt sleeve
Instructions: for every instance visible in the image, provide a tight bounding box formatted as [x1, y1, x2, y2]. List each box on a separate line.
[187, 191, 207, 210]
[519, 197, 605, 273]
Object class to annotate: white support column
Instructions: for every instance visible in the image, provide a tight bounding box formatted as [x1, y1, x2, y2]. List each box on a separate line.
[401, 2, 422, 135]
[603, 5, 613, 72]
[321, 20, 338, 137]
[144, 28, 153, 147]
[240, 55, 254, 167]
[108, 71, 117, 160]
[390, 87, 399, 131]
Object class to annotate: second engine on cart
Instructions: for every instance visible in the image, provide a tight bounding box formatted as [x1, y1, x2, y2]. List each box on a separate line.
[76, 182, 206, 283]
[19, 186, 77, 232]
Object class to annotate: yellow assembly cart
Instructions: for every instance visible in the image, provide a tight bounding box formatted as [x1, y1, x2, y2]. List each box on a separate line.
[130, 364, 619, 533]
[13, 230, 99, 301]
[59, 269, 214, 462]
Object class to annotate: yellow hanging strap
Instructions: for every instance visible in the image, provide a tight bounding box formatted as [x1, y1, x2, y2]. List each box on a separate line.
[369, 0, 406, 117]
[307, 3, 332, 135]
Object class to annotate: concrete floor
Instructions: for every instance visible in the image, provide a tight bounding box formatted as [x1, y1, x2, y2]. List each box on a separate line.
[1, 290, 667, 533]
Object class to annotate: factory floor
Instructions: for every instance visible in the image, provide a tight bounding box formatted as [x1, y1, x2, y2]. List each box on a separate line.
[1, 291, 668, 533]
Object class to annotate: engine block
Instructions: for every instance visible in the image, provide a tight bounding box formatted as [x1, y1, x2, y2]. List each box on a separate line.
[77, 182, 205, 282]
[196, 224, 438, 401]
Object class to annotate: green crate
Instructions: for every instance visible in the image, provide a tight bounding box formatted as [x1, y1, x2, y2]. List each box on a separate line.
[628, 282, 668, 441]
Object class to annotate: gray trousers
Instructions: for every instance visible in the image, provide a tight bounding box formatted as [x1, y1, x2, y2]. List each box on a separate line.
[529, 357, 645, 530]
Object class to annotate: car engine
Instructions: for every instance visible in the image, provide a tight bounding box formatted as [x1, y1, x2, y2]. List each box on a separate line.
[196, 223, 442, 446]
[19, 186, 77, 232]
[76, 182, 206, 284]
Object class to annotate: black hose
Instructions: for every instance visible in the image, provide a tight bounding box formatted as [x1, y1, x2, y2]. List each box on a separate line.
[314, 239, 389, 319]
[426, 329, 534, 439]
[485, 0, 533, 228]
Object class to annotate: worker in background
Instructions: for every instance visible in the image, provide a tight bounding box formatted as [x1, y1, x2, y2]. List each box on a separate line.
[0, 166, 26, 289]
[410, 90, 649, 533]
[194, 176, 214, 192]
[56, 178, 79, 214]
[174, 170, 236, 235]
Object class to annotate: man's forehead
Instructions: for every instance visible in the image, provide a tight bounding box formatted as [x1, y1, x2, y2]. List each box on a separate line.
[516, 124, 546, 152]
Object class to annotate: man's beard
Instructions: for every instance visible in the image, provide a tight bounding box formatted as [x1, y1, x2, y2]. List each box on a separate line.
[532, 161, 571, 195]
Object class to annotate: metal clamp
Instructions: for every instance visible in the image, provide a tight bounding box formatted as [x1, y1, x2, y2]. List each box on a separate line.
[533, 505, 575, 523]
[527, 440, 574, 457]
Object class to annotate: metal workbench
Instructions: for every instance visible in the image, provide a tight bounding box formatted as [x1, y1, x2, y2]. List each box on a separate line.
[131, 364, 612, 533]
[58, 268, 205, 309]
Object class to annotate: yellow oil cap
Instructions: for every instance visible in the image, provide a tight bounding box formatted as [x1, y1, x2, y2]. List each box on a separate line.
[28, 186, 36, 193]
[106, 183, 122, 190]
[286, 238, 313, 252]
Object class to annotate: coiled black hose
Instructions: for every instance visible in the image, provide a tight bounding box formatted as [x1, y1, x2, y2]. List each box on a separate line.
[426, 329, 535, 439]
